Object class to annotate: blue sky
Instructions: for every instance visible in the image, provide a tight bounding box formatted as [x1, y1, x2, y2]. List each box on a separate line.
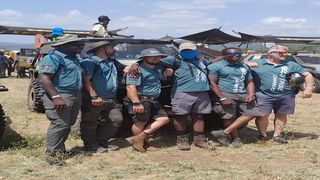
[0, 0, 319, 43]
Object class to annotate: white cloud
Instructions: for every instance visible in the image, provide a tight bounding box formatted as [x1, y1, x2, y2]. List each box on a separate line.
[156, 0, 226, 10]
[311, 0, 320, 6]
[231, 16, 320, 37]
[0, 9, 25, 26]
[260, 16, 307, 29]
[114, 10, 220, 38]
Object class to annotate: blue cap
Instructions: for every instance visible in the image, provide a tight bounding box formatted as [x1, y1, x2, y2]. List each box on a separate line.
[52, 27, 64, 36]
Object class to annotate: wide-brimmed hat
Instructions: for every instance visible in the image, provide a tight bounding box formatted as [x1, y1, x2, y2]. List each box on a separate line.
[179, 42, 197, 51]
[137, 48, 167, 59]
[51, 34, 82, 47]
[85, 41, 115, 54]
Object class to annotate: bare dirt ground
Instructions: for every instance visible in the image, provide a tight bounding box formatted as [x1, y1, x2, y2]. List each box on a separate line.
[0, 76, 319, 179]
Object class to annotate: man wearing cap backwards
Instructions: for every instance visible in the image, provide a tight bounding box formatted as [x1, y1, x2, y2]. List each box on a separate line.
[247, 45, 313, 143]
[209, 48, 261, 148]
[160, 42, 212, 150]
[89, 15, 133, 38]
[80, 41, 132, 153]
[124, 48, 170, 152]
[38, 36, 84, 166]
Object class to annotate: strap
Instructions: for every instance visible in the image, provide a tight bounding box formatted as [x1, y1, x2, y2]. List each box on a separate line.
[48, 51, 65, 80]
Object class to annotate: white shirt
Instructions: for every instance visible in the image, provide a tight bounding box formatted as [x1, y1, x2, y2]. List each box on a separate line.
[91, 23, 110, 37]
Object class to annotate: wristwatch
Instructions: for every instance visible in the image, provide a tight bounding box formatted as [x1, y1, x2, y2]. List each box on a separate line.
[90, 95, 99, 100]
[132, 102, 141, 106]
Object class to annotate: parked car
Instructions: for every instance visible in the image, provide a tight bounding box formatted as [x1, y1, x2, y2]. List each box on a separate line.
[243, 52, 320, 93]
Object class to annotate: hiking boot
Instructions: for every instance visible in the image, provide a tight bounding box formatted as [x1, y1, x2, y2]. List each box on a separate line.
[229, 137, 243, 148]
[210, 130, 232, 146]
[46, 154, 65, 166]
[257, 134, 269, 142]
[192, 135, 209, 149]
[273, 135, 288, 144]
[177, 135, 190, 151]
[96, 146, 108, 153]
[127, 135, 146, 152]
[99, 143, 120, 151]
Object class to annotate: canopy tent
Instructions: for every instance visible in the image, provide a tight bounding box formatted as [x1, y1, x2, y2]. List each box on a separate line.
[179, 28, 244, 44]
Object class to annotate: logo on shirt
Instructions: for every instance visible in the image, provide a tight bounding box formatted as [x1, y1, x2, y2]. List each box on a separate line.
[40, 65, 51, 71]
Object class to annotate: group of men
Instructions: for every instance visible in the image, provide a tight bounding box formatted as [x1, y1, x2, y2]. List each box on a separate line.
[37, 27, 313, 165]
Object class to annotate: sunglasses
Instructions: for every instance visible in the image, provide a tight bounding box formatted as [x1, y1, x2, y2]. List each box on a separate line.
[227, 52, 243, 56]
[272, 51, 288, 56]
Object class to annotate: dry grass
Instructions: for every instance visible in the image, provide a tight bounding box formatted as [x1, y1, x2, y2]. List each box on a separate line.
[0, 76, 320, 179]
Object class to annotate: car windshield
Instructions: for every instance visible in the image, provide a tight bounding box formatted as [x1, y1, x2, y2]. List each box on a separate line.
[296, 55, 320, 64]
[114, 43, 176, 60]
[20, 48, 37, 57]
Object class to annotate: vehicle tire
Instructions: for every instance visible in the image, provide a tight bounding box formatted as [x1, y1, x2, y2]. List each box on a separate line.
[300, 77, 320, 93]
[27, 80, 45, 113]
[0, 103, 6, 142]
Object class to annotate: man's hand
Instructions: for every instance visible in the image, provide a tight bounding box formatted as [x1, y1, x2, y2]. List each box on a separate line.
[53, 97, 67, 109]
[91, 97, 104, 106]
[302, 88, 312, 98]
[163, 68, 173, 79]
[220, 99, 234, 107]
[128, 63, 141, 76]
[244, 62, 258, 67]
[245, 94, 255, 102]
[133, 104, 144, 113]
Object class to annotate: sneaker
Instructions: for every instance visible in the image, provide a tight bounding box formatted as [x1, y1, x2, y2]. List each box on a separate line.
[229, 137, 243, 148]
[192, 135, 209, 149]
[105, 144, 119, 151]
[210, 130, 232, 146]
[257, 134, 269, 142]
[84, 146, 108, 153]
[46, 154, 65, 166]
[273, 135, 288, 144]
[177, 135, 190, 151]
[96, 146, 108, 153]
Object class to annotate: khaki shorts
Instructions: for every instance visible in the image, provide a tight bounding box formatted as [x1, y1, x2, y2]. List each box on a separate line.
[171, 92, 212, 115]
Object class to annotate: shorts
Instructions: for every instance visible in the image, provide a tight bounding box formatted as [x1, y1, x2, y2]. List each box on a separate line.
[212, 92, 261, 120]
[171, 92, 212, 115]
[257, 93, 295, 115]
[123, 97, 167, 123]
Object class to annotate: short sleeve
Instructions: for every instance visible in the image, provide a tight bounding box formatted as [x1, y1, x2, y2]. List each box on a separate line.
[80, 59, 97, 77]
[207, 63, 220, 77]
[38, 55, 59, 74]
[290, 62, 307, 74]
[126, 72, 141, 85]
[246, 67, 253, 80]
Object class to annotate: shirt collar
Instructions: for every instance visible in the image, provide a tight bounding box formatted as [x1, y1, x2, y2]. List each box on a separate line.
[222, 59, 244, 67]
[261, 58, 288, 66]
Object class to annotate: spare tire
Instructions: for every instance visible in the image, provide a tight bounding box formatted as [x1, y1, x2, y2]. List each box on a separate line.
[27, 80, 45, 113]
[0, 103, 6, 142]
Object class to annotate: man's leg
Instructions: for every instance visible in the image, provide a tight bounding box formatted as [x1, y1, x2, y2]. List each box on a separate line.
[143, 117, 169, 135]
[272, 114, 288, 143]
[174, 115, 191, 150]
[255, 115, 269, 138]
[98, 101, 123, 149]
[190, 114, 208, 148]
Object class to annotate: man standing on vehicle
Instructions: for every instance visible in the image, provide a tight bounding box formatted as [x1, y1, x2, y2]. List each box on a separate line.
[89, 15, 133, 38]
[124, 48, 170, 152]
[80, 41, 130, 153]
[162, 42, 212, 150]
[208, 48, 261, 148]
[38, 36, 84, 166]
[250, 45, 314, 143]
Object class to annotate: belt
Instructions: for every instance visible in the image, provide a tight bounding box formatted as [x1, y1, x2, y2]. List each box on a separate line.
[139, 95, 157, 100]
